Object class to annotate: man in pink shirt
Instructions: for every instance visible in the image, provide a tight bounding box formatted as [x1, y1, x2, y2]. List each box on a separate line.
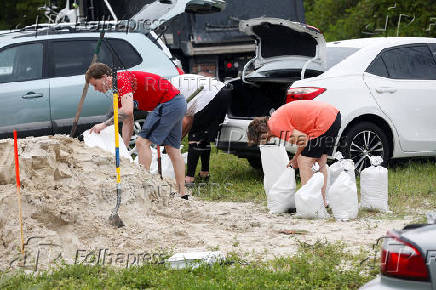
[247, 100, 341, 207]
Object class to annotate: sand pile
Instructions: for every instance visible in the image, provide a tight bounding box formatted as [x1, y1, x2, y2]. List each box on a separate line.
[0, 135, 412, 271]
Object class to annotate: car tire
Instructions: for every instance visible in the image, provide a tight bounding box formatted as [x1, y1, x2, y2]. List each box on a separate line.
[340, 122, 390, 172]
[246, 156, 262, 170]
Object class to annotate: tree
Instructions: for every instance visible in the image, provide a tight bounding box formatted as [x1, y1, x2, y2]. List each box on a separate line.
[304, 0, 436, 41]
[0, 0, 68, 30]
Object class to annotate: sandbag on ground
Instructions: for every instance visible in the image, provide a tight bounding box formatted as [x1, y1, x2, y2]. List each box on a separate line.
[83, 125, 132, 161]
[329, 170, 359, 221]
[360, 156, 389, 212]
[260, 145, 289, 195]
[295, 173, 329, 219]
[267, 167, 296, 214]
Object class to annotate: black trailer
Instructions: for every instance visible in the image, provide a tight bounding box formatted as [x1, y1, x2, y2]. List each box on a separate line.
[80, 0, 305, 80]
[165, 0, 305, 80]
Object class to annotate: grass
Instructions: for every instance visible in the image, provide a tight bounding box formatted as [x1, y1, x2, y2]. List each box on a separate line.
[0, 241, 378, 289]
[181, 139, 266, 202]
[386, 158, 436, 214]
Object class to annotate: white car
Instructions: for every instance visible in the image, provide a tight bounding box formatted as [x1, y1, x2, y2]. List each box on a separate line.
[216, 17, 436, 171]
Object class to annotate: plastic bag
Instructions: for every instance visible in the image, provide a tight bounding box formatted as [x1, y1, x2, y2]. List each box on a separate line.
[134, 147, 188, 180]
[295, 172, 329, 219]
[329, 168, 359, 221]
[260, 145, 289, 195]
[83, 125, 132, 161]
[329, 152, 355, 185]
[360, 156, 389, 212]
[267, 167, 296, 213]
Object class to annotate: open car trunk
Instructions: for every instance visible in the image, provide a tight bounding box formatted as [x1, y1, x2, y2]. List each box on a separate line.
[240, 18, 326, 83]
[225, 18, 326, 118]
[227, 79, 291, 118]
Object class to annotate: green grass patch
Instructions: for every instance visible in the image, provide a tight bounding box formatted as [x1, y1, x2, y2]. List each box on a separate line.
[386, 159, 436, 214]
[0, 241, 378, 289]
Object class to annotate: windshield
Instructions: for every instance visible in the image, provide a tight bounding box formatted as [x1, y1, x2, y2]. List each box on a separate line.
[326, 47, 360, 70]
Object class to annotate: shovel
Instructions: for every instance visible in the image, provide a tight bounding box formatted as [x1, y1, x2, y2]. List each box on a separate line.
[70, 29, 105, 138]
[109, 70, 124, 228]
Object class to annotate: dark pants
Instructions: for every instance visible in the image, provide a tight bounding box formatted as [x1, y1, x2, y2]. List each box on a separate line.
[186, 142, 211, 178]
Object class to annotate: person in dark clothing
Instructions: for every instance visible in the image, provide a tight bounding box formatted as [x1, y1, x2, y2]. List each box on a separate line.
[183, 85, 232, 185]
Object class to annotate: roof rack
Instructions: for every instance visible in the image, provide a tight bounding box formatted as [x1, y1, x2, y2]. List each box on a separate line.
[3, 20, 153, 39]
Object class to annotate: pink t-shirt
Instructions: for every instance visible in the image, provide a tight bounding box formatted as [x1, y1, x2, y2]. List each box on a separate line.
[268, 100, 339, 140]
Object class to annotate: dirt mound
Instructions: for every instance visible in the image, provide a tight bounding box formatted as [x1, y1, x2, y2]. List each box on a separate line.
[0, 135, 412, 271]
[0, 135, 179, 270]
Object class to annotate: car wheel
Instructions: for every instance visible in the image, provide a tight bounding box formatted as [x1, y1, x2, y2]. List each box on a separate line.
[341, 122, 390, 172]
[129, 119, 145, 150]
[246, 156, 262, 170]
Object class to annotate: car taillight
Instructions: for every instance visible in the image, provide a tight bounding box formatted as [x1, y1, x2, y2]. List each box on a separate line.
[286, 87, 326, 103]
[176, 66, 185, 75]
[381, 231, 429, 281]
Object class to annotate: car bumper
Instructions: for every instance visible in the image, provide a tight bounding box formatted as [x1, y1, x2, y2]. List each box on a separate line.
[361, 276, 432, 290]
[216, 116, 298, 156]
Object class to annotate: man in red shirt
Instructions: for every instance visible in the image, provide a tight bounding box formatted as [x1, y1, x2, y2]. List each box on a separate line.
[86, 63, 188, 199]
[247, 100, 341, 207]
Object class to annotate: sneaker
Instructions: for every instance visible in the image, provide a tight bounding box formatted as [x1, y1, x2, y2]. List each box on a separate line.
[170, 192, 190, 200]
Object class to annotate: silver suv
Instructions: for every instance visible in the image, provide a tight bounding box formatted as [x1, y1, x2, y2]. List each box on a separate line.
[0, 28, 180, 139]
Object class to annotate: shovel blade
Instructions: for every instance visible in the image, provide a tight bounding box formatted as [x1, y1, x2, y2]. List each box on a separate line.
[109, 213, 124, 228]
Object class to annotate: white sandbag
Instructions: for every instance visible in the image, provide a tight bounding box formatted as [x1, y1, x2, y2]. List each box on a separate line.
[149, 147, 174, 179]
[329, 170, 359, 221]
[167, 251, 225, 270]
[83, 125, 132, 161]
[134, 147, 187, 180]
[329, 152, 355, 185]
[267, 167, 296, 213]
[260, 145, 289, 195]
[360, 156, 389, 212]
[295, 172, 329, 219]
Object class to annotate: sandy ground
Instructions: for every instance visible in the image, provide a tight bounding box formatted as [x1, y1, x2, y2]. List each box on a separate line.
[0, 135, 412, 271]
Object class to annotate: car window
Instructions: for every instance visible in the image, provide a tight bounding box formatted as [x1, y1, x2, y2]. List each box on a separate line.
[51, 39, 113, 77]
[0, 43, 43, 83]
[106, 38, 142, 69]
[381, 45, 436, 80]
[127, 35, 178, 77]
[326, 47, 359, 70]
[365, 55, 388, 77]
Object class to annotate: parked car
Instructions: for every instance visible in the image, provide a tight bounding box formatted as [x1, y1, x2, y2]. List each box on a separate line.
[216, 17, 436, 171]
[0, 0, 225, 140]
[0, 29, 180, 139]
[361, 223, 436, 289]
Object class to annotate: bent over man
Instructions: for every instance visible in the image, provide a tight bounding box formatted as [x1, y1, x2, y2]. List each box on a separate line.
[86, 63, 188, 199]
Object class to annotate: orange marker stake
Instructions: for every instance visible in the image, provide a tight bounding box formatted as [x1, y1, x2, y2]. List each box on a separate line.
[13, 130, 24, 256]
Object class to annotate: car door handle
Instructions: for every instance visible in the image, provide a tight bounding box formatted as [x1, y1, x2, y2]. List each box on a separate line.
[22, 92, 43, 99]
[375, 87, 397, 94]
